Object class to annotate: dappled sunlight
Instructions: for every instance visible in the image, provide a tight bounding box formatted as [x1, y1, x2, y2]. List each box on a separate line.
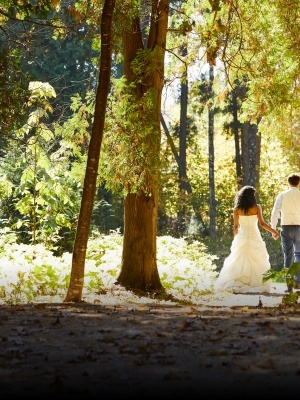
[0, 235, 218, 305]
[0, 234, 288, 307]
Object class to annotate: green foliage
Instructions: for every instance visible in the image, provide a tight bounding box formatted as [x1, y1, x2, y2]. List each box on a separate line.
[6, 0, 54, 19]
[1, 0, 300, 302]
[0, 241, 71, 304]
[286, 261, 300, 283]
[0, 234, 218, 304]
[99, 77, 161, 196]
[92, 194, 124, 234]
[263, 263, 300, 306]
[282, 291, 300, 306]
[0, 83, 89, 252]
[0, 47, 32, 138]
[4, 263, 70, 304]
[3, 0, 100, 123]
[263, 268, 288, 283]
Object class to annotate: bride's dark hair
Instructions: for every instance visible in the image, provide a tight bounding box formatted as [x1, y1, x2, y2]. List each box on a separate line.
[234, 185, 257, 214]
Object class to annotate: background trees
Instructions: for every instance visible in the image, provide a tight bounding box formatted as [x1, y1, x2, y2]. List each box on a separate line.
[1, 0, 299, 299]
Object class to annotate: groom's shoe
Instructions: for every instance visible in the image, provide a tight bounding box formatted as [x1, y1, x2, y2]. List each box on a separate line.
[285, 285, 293, 293]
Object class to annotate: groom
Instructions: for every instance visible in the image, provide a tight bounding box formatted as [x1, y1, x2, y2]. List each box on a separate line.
[271, 173, 300, 292]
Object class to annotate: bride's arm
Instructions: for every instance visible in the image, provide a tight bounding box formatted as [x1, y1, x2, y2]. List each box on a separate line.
[233, 209, 239, 236]
[257, 204, 279, 239]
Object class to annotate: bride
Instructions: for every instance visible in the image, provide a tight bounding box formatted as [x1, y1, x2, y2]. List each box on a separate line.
[215, 185, 279, 294]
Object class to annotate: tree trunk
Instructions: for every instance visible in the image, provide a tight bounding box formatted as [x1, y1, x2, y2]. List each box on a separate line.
[208, 64, 216, 239]
[160, 114, 206, 233]
[117, 0, 169, 293]
[64, 0, 115, 302]
[241, 121, 260, 188]
[241, 120, 250, 186]
[117, 193, 161, 290]
[238, 81, 261, 189]
[248, 122, 258, 187]
[176, 44, 188, 234]
[232, 87, 242, 187]
[179, 45, 188, 194]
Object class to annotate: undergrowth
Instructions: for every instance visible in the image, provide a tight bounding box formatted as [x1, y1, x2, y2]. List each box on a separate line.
[0, 231, 219, 305]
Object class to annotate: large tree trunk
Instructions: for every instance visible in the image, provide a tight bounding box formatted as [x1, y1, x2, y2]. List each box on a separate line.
[117, 193, 161, 290]
[117, 0, 169, 293]
[64, 0, 115, 302]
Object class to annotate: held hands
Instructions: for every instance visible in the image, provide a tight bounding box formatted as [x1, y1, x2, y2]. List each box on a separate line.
[272, 231, 279, 240]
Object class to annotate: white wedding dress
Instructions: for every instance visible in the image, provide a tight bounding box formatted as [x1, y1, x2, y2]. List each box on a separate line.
[214, 215, 272, 293]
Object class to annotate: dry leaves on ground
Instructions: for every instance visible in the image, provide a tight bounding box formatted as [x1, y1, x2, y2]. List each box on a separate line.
[1, 298, 300, 396]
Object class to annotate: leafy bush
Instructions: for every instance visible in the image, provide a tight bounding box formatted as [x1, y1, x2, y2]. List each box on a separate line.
[0, 232, 218, 305]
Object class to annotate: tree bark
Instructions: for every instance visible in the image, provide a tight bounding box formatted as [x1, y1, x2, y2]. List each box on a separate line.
[208, 64, 216, 239]
[232, 87, 242, 188]
[64, 0, 116, 302]
[179, 45, 188, 194]
[117, 0, 169, 293]
[241, 121, 260, 188]
[176, 44, 188, 235]
[160, 114, 207, 233]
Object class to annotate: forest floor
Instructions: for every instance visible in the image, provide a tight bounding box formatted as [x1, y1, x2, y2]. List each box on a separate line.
[1, 283, 300, 396]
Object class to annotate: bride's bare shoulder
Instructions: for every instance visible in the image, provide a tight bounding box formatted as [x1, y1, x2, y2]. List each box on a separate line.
[236, 205, 258, 216]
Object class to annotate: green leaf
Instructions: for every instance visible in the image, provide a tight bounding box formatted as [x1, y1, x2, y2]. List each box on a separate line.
[286, 262, 300, 288]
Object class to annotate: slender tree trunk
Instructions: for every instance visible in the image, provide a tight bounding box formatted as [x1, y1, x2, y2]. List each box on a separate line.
[179, 45, 188, 194]
[241, 121, 260, 188]
[241, 121, 250, 186]
[232, 87, 242, 187]
[117, 0, 169, 293]
[176, 44, 188, 234]
[208, 65, 216, 239]
[248, 123, 258, 187]
[64, 0, 115, 302]
[255, 129, 261, 199]
[238, 80, 261, 189]
[160, 114, 207, 232]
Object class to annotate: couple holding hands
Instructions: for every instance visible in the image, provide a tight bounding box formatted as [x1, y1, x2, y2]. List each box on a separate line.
[215, 173, 300, 294]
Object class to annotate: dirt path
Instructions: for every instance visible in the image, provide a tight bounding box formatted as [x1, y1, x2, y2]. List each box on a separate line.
[1, 294, 300, 395]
